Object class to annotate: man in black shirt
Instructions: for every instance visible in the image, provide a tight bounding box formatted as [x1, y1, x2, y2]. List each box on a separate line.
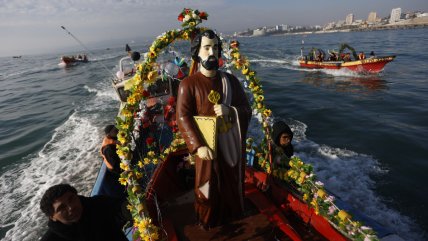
[39, 184, 131, 241]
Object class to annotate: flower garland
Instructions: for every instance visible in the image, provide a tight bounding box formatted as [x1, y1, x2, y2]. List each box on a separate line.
[115, 8, 206, 241]
[227, 41, 379, 240]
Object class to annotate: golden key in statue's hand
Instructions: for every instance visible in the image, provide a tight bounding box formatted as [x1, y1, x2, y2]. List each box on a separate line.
[208, 90, 228, 133]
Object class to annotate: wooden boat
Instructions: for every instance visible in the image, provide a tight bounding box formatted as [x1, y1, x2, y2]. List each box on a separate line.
[91, 8, 404, 241]
[299, 44, 395, 74]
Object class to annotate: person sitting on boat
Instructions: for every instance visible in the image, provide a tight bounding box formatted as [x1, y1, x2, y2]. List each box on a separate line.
[358, 52, 366, 60]
[369, 51, 376, 58]
[343, 53, 351, 62]
[316, 50, 324, 62]
[100, 124, 125, 197]
[328, 50, 338, 61]
[176, 30, 252, 229]
[39, 183, 132, 241]
[270, 121, 294, 169]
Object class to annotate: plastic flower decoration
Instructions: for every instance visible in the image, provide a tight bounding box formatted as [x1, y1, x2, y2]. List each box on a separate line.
[178, 8, 208, 28]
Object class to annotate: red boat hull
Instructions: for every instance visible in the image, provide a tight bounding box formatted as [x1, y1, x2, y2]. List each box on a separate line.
[299, 56, 395, 74]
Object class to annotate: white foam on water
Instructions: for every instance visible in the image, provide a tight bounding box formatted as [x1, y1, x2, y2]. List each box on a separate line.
[0, 73, 118, 240]
[83, 84, 117, 99]
[0, 113, 102, 241]
[289, 119, 423, 240]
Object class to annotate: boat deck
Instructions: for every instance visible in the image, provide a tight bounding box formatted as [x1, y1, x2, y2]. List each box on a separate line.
[161, 183, 328, 241]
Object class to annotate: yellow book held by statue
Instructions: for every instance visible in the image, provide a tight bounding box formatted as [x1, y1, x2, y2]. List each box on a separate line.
[193, 116, 218, 156]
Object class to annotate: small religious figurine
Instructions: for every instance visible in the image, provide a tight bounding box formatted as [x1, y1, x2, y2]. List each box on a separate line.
[176, 30, 251, 229]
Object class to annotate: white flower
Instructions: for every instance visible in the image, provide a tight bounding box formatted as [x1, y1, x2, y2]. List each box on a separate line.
[361, 226, 372, 230]
[328, 206, 336, 215]
[184, 15, 191, 22]
[192, 13, 199, 19]
[326, 195, 335, 202]
[315, 181, 324, 187]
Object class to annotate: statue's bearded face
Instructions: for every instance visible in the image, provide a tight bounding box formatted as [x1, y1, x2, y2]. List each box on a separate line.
[198, 36, 219, 71]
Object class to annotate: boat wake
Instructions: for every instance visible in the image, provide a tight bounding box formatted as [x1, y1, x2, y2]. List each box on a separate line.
[286, 119, 421, 240]
[0, 80, 118, 241]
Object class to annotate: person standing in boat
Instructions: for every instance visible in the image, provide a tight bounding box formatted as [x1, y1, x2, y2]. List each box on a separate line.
[176, 30, 251, 229]
[39, 183, 131, 241]
[100, 124, 125, 197]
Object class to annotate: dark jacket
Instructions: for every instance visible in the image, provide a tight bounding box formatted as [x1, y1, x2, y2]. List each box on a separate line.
[41, 195, 131, 241]
[271, 121, 294, 158]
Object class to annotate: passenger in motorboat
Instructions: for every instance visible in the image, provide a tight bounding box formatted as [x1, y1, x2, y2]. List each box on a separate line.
[39, 183, 131, 241]
[328, 50, 338, 61]
[100, 125, 126, 197]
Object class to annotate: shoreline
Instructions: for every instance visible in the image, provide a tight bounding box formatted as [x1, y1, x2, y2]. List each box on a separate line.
[238, 21, 428, 38]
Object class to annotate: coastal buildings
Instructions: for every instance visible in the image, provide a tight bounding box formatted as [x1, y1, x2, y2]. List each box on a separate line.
[346, 14, 354, 25]
[367, 12, 377, 23]
[235, 7, 427, 37]
[390, 8, 402, 23]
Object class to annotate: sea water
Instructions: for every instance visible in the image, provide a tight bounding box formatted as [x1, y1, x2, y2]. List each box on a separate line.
[0, 28, 427, 240]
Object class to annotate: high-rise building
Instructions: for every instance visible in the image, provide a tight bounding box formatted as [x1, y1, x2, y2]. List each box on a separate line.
[389, 8, 402, 23]
[367, 12, 377, 23]
[346, 13, 354, 25]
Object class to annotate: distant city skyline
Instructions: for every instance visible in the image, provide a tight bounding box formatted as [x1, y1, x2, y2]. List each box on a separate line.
[1, 0, 427, 57]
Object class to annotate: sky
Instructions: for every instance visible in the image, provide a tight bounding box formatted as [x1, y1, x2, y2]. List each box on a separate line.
[1, 0, 427, 57]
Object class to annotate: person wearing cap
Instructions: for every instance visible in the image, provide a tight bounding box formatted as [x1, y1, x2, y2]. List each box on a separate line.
[270, 121, 294, 169]
[39, 183, 131, 241]
[100, 125, 124, 197]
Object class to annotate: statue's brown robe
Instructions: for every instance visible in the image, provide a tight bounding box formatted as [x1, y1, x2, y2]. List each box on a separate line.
[177, 71, 251, 227]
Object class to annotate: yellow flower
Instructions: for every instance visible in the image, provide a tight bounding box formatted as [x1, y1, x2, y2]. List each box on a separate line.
[135, 172, 143, 180]
[147, 151, 155, 157]
[138, 161, 144, 168]
[242, 67, 249, 75]
[120, 123, 130, 130]
[116, 149, 125, 157]
[121, 109, 133, 118]
[146, 70, 158, 84]
[137, 203, 144, 213]
[338, 210, 351, 221]
[119, 177, 127, 186]
[127, 204, 133, 211]
[303, 193, 309, 201]
[256, 95, 264, 102]
[150, 232, 159, 240]
[120, 162, 130, 171]
[232, 52, 240, 59]
[300, 172, 307, 178]
[263, 109, 272, 117]
[189, 21, 195, 26]
[257, 103, 263, 109]
[138, 218, 152, 233]
[132, 185, 142, 194]
[181, 31, 189, 40]
[144, 158, 150, 165]
[127, 95, 136, 105]
[317, 189, 327, 199]
[152, 158, 159, 165]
